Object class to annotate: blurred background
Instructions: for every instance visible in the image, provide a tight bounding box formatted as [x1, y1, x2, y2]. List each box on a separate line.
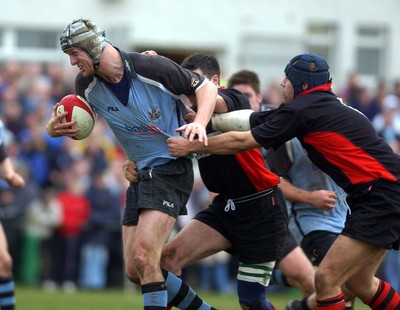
[0, 0, 399, 298]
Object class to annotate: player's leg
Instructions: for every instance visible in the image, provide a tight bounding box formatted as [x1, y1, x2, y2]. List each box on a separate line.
[237, 261, 277, 310]
[122, 157, 212, 310]
[287, 231, 355, 310]
[162, 219, 230, 309]
[276, 245, 315, 296]
[315, 235, 395, 309]
[162, 219, 231, 273]
[316, 181, 400, 309]
[123, 209, 175, 309]
[0, 224, 15, 310]
[234, 188, 288, 310]
[343, 246, 400, 309]
[125, 211, 219, 310]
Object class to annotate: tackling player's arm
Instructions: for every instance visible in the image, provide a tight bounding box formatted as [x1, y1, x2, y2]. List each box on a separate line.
[167, 130, 260, 157]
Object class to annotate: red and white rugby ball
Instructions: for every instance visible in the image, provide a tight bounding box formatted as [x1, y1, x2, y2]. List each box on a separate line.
[56, 94, 95, 140]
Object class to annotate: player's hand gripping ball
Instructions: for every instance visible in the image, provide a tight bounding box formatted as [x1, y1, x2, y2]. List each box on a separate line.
[56, 94, 95, 140]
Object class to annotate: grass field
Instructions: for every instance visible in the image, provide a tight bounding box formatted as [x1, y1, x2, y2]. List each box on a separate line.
[16, 286, 370, 309]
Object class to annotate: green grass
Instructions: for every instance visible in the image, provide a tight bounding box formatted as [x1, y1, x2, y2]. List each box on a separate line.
[16, 286, 370, 309]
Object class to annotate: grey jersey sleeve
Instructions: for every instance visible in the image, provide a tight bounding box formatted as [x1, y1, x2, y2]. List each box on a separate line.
[264, 141, 293, 180]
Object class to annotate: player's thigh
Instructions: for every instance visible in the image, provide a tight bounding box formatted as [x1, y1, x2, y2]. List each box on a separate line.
[123, 210, 176, 262]
[0, 225, 9, 254]
[135, 209, 176, 253]
[162, 219, 231, 271]
[0, 224, 11, 272]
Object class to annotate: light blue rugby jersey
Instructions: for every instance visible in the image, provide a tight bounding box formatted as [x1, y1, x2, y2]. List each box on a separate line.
[78, 51, 207, 169]
[266, 138, 349, 244]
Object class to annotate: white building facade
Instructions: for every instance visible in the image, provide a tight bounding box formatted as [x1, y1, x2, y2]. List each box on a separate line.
[1, 0, 399, 92]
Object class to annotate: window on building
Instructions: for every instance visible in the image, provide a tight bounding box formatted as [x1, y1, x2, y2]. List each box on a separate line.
[238, 35, 303, 88]
[356, 26, 387, 76]
[305, 23, 337, 68]
[16, 29, 59, 49]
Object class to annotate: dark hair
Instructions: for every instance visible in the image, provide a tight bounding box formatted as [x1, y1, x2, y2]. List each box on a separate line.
[180, 53, 220, 80]
[227, 69, 261, 93]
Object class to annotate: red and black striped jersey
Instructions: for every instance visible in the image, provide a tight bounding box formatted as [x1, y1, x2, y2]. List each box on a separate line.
[250, 88, 400, 193]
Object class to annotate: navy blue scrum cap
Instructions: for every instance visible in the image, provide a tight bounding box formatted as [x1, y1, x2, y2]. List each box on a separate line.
[284, 53, 330, 98]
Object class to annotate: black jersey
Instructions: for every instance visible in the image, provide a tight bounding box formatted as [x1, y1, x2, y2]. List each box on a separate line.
[250, 87, 400, 194]
[198, 88, 279, 198]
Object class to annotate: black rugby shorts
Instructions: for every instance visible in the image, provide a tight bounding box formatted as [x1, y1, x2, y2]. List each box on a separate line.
[342, 180, 400, 250]
[195, 187, 288, 264]
[123, 157, 193, 226]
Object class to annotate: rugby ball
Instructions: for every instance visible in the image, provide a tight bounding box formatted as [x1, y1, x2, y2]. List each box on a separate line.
[56, 94, 95, 140]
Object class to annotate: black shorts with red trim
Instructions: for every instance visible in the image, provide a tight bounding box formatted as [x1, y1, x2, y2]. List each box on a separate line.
[342, 179, 400, 250]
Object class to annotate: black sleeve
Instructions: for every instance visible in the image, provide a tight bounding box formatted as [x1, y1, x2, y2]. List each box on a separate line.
[218, 88, 251, 111]
[128, 52, 206, 96]
[264, 142, 293, 180]
[250, 105, 303, 150]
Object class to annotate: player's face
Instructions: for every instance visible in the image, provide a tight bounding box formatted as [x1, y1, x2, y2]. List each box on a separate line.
[66, 48, 94, 77]
[232, 84, 262, 112]
[280, 76, 295, 104]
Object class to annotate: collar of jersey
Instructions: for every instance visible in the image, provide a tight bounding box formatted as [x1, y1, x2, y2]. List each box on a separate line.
[298, 82, 332, 97]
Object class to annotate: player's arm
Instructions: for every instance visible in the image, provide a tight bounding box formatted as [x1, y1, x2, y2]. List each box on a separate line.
[266, 141, 337, 210]
[0, 143, 25, 188]
[167, 130, 260, 156]
[185, 80, 217, 144]
[278, 178, 336, 211]
[185, 88, 251, 124]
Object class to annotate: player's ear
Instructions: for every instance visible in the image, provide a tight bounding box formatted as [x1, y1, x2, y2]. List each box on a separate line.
[257, 92, 263, 104]
[211, 74, 219, 86]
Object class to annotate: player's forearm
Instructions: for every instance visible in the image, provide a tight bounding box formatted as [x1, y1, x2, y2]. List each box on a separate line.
[193, 81, 218, 127]
[278, 178, 313, 204]
[0, 158, 15, 181]
[190, 131, 256, 155]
